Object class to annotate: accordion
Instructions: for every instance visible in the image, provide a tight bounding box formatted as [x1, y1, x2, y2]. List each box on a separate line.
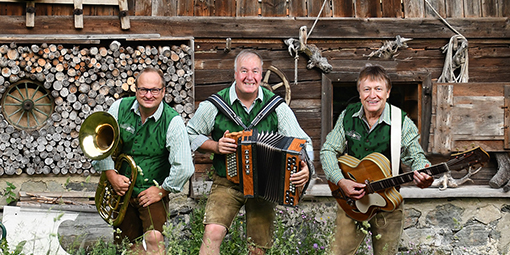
[225, 129, 309, 206]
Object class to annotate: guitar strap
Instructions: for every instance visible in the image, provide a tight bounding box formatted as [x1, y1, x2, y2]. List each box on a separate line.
[390, 105, 402, 177]
[205, 93, 284, 131]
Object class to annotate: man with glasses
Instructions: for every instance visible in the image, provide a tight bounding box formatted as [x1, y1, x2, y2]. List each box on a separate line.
[93, 67, 194, 254]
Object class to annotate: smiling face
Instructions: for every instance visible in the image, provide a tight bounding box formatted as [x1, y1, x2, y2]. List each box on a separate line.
[358, 76, 391, 119]
[136, 69, 165, 116]
[234, 52, 263, 99]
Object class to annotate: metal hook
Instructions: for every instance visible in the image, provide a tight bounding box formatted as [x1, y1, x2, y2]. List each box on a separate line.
[224, 38, 231, 53]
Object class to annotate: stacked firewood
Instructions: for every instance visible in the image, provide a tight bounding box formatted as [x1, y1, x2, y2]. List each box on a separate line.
[0, 41, 194, 176]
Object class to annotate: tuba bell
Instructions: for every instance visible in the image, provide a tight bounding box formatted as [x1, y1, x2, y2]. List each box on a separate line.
[79, 111, 138, 227]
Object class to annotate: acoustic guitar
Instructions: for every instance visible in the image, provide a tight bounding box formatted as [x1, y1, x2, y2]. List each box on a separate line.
[328, 147, 490, 222]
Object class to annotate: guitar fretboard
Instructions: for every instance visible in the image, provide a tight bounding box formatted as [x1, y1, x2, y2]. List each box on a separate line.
[367, 163, 449, 193]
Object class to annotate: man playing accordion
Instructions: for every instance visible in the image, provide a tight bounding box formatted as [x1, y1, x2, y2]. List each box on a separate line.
[187, 49, 314, 255]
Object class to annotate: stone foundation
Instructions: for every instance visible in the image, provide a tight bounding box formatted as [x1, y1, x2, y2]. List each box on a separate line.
[0, 177, 509, 254]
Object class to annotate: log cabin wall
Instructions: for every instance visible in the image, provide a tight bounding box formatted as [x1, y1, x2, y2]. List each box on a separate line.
[0, 0, 508, 185]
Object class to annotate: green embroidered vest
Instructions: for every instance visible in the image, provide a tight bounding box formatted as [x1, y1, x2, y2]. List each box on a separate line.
[117, 97, 179, 196]
[343, 102, 406, 160]
[211, 87, 279, 177]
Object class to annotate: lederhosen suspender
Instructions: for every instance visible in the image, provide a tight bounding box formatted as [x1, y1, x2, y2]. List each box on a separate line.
[206, 93, 285, 130]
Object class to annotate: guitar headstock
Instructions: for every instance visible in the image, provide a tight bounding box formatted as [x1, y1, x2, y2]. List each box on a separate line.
[447, 147, 490, 171]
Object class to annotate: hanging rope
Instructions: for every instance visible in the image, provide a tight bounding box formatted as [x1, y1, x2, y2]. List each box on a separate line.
[283, 0, 331, 85]
[438, 35, 469, 83]
[307, 0, 329, 38]
[290, 0, 328, 84]
[294, 54, 299, 86]
[425, 0, 469, 83]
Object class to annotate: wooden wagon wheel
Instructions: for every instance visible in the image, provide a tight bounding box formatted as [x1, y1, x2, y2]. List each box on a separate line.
[1, 80, 54, 130]
[261, 65, 291, 105]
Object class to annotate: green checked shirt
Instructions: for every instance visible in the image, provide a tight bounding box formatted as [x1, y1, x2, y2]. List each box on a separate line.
[187, 83, 314, 176]
[320, 102, 430, 186]
[92, 98, 194, 194]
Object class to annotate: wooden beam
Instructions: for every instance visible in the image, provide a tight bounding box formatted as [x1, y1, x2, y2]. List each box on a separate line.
[0, 33, 159, 44]
[118, 0, 130, 30]
[0, 16, 508, 39]
[504, 85, 510, 149]
[0, 0, 119, 5]
[25, 1, 35, 28]
[321, 73, 333, 146]
[74, 0, 83, 29]
[434, 84, 453, 154]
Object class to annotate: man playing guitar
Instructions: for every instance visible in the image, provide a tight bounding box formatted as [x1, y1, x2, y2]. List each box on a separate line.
[320, 64, 433, 255]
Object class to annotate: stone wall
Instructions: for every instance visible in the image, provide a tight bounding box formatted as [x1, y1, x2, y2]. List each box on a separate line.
[403, 198, 510, 255]
[1, 177, 510, 254]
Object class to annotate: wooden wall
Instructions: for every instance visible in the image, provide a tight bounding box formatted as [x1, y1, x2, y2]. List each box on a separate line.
[0, 0, 508, 184]
[1, 0, 509, 18]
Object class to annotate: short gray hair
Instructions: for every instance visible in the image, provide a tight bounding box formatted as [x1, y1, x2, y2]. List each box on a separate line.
[234, 49, 263, 72]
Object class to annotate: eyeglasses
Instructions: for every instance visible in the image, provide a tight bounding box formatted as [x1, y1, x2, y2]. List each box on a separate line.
[136, 87, 164, 96]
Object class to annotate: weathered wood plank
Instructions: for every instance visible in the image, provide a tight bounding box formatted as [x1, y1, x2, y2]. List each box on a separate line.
[215, 0, 235, 16]
[445, 0, 464, 17]
[0, 3, 23, 15]
[74, 0, 83, 29]
[331, 0, 354, 17]
[177, 0, 194, 16]
[434, 84, 453, 154]
[355, 0, 381, 18]
[382, 0, 402, 18]
[464, 0, 482, 17]
[194, 0, 214, 16]
[403, 0, 424, 18]
[308, 0, 331, 17]
[237, 0, 259, 17]
[482, 0, 498, 17]
[504, 86, 510, 149]
[154, 0, 177, 16]
[261, 0, 286, 17]
[134, 0, 151, 16]
[451, 96, 504, 137]
[288, 0, 307, 17]
[26, 1, 35, 27]
[450, 82, 504, 97]
[119, 0, 130, 30]
[425, 0, 446, 18]
[502, 0, 510, 17]
[0, 16, 509, 39]
[0, 0, 118, 4]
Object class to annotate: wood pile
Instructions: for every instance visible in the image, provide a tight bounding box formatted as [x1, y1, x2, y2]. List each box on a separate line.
[0, 40, 194, 176]
[17, 191, 97, 212]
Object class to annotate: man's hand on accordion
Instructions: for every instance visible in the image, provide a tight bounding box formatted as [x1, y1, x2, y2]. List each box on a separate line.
[289, 160, 310, 188]
[217, 130, 238, 154]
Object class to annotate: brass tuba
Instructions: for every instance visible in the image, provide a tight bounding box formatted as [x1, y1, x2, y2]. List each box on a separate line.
[79, 111, 138, 227]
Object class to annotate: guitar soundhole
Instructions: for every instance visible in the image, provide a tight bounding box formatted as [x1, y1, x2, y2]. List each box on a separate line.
[348, 172, 357, 182]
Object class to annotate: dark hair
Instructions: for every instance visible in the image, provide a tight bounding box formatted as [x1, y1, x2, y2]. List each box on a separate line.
[136, 67, 165, 88]
[357, 64, 391, 91]
[234, 49, 263, 71]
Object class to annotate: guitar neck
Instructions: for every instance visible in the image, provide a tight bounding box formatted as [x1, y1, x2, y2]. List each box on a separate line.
[367, 163, 448, 193]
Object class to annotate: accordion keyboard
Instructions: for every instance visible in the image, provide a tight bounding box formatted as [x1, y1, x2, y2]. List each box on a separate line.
[285, 156, 298, 205]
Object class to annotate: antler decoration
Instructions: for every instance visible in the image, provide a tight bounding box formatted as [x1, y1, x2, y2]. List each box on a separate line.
[364, 35, 413, 60]
[284, 26, 332, 73]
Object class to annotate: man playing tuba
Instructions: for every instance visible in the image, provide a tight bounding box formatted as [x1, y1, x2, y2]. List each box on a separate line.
[92, 67, 194, 254]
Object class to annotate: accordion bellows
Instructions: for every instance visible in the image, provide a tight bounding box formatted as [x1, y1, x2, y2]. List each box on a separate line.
[225, 129, 308, 206]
